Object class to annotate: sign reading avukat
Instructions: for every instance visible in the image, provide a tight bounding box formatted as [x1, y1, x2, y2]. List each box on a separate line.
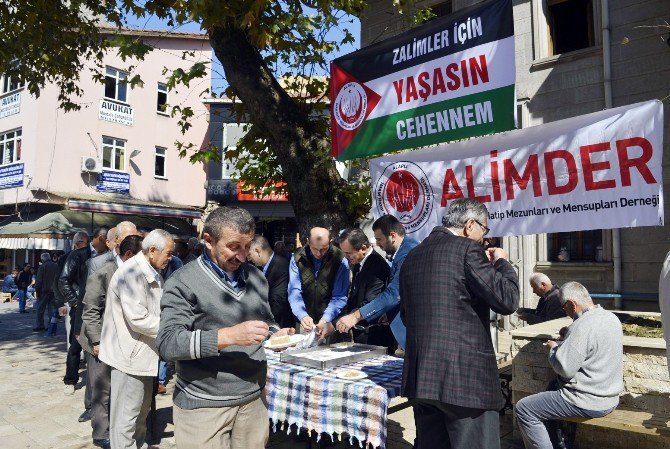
[330, 0, 515, 161]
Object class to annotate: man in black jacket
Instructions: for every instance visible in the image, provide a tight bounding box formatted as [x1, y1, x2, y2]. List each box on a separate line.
[56, 231, 92, 419]
[337, 228, 394, 350]
[400, 198, 519, 449]
[517, 273, 564, 324]
[248, 235, 292, 328]
[34, 252, 59, 330]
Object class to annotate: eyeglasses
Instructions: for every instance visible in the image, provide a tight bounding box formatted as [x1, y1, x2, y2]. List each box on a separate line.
[473, 219, 490, 236]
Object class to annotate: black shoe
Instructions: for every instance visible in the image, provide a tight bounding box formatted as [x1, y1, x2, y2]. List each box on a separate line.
[78, 409, 91, 422]
[93, 438, 111, 449]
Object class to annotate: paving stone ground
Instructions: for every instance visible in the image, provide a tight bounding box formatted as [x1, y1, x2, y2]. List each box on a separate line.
[0, 301, 522, 449]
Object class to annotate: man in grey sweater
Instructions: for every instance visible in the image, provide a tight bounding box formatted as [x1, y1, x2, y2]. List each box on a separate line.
[516, 281, 624, 449]
[156, 206, 294, 449]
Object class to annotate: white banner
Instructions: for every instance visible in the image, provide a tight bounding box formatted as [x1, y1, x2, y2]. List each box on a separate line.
[0, 92, 20, 118]
[99, 99, 133, 126]
[370, 100, 664, 240]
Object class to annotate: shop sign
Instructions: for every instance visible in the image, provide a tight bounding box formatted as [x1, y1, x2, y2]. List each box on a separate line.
[96, 170, 130, 194]
[99, 99, 133, 126]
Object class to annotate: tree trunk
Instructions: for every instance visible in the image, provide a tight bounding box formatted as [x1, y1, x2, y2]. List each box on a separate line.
[209, 24, 357, 240]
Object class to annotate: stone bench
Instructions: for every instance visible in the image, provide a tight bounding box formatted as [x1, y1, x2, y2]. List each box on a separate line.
[562, 406, 670, 437]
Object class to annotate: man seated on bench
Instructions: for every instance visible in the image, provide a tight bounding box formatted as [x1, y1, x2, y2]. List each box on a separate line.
[2, 267, 19, 299]
[516, 273, 565, 324]
[515, 282, 623, 449]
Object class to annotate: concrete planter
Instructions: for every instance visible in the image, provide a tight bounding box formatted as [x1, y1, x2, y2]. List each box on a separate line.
[510, 312, 670, 448]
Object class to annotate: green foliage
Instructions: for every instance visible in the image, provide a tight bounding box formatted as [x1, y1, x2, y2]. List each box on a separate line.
[0, 0, 420, 224]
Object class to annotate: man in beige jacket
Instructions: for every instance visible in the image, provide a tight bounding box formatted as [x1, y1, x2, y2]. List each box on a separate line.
[99, 229, 174, 449]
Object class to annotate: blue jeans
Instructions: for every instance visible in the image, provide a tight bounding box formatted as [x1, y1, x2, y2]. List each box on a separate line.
[516, 390, 616, 449]
[46, 309, 59, 336]
[158, 360, 168, 385]
[17, 289, 27, 312]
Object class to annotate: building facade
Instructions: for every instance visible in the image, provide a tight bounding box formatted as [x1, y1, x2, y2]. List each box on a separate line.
[203, 98, 300, 248]
[361, 0, 670, 313]
[0, 28, 212, 269]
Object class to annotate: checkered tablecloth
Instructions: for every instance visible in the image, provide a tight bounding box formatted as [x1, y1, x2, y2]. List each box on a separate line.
[265, 349, 404, 449]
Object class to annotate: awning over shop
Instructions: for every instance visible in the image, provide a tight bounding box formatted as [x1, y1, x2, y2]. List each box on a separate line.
[68, 200, 201, 220]
[0, 237, 67, 251]
[236, 201, 295, 218]
[0, 210, 196, 250]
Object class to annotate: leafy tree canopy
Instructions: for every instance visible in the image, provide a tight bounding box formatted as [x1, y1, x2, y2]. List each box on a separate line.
[0, 0, 427, 234]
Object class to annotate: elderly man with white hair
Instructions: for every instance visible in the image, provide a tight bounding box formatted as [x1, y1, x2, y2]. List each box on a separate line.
[517, 273, 564, 324]
[515, 282, 623, 449]
[99, 229, 174, 449]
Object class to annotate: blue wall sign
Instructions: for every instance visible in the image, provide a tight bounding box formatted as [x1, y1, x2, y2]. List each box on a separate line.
[97, 170, 130, 194]
[0, 163, 24, 189]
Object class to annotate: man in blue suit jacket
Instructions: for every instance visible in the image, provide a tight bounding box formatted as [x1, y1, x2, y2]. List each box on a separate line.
[335, 215, 418, 349]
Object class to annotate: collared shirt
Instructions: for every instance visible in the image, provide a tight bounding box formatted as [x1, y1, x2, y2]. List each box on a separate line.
[143, 254, 163, 288]
[90, 243, 98, 258]
[202, 249, 245, 290]
[288, 247, 350, 323]
[262, 251, 275, 275]
[115, 251, 124, 267]
[359, 247, 374, 270]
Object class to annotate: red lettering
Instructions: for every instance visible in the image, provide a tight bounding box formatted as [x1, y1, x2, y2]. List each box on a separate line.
[580, 143, 616, 191]
[490, 151, 501, 201]
[469, 55, 489, 85]
[432, 67, 446, 95]
[392, 79, 404, 105]
[544, 150, 578, 194]
[440, 168, 464, 207]
[445, 64, 460, 90]
[616, 137, 657, 186]
[466, 165, 492, 202]
[460, 59, 470, 88]
[503, 155, 542, 200]
[417, 72, 431, 101]
[405, 76, 418, 102]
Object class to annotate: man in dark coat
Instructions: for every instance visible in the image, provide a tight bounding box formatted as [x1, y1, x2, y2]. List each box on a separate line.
[248, 235, 293, 328]
[56, 231, 92, 421]
[517, 273, 565, 324]
[34, 252, 59, 330]
[400, 198, 519, 449]
[336, 228, 393, 350]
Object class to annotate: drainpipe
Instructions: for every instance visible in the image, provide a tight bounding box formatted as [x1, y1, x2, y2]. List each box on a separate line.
[602, 0, 622, 308]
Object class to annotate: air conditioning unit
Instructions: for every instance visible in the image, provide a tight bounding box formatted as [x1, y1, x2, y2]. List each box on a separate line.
[81, 156, 103, 173]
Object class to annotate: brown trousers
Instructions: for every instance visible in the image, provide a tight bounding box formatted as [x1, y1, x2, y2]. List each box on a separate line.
[173, 396, 269, 449]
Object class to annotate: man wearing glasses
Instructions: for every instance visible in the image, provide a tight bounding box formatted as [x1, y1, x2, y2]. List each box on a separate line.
[399, 198, 519, 449]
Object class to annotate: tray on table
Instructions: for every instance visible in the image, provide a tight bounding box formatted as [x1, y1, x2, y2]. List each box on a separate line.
[279, 342, 387, 370]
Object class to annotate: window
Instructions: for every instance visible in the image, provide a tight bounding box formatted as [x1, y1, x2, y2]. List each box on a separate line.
[0, 73, 23, 95]
[157, 83, 168, 113]
[155, 146, 167, 178]
[222, 123, 247, 178]
[428, 1, 453, 19]
[102, 137, 125, 171]
[0, 129, 21, 165]
[548, 230, 602, 262]
[532, 0, 599, 60]
[547, 0, 594, 55]
[104, 67, 128, 102]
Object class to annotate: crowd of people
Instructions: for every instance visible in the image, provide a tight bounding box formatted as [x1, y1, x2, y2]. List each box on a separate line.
[8, 199, 626, 449]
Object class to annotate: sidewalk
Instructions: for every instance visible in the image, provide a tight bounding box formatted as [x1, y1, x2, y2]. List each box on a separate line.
[0, 301, 522, 448]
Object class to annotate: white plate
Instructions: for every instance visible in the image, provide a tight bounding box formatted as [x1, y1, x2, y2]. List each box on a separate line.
[263, 334, 305, 350]
[336, 370, 368, 381]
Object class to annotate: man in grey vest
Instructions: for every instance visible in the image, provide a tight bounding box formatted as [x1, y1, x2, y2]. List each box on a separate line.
[288, 227, 350, 337]
[157, 207, 294, 449]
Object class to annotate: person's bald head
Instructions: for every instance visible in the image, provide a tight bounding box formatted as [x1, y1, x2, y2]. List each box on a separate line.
[307, 227, 331, 260]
